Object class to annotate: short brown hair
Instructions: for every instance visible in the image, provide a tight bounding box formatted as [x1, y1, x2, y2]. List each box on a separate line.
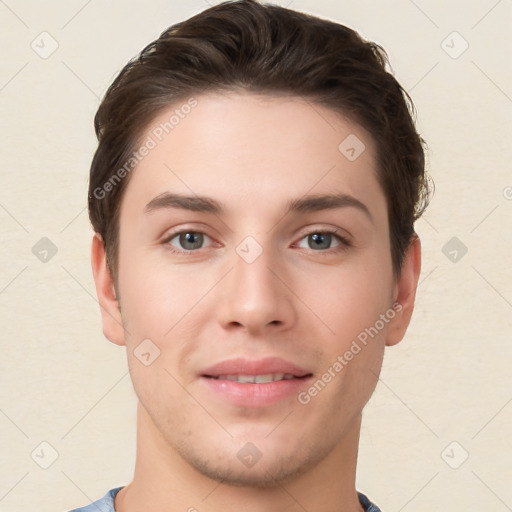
[88, 0, 432, 284]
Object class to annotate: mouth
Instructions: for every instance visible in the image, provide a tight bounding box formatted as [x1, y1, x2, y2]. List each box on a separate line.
[203, 373, 311, 383]
[199, 357, 314, 407]
[200, 356, 311, 379]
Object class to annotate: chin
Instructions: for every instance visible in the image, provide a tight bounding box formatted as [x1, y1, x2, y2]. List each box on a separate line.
[188, 456, 311, 488]
[173, 433, 327, 489]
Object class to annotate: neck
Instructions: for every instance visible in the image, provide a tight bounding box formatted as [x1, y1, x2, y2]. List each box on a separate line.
[115, 402, 365, 512]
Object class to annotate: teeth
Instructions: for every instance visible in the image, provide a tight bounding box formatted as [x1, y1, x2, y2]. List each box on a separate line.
[255, 373, 282, 383]
[215, 373, 296, 383]
[239, 374, 258, 383]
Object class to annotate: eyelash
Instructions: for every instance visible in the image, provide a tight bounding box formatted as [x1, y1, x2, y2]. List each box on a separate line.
[161, 228, 351, 256]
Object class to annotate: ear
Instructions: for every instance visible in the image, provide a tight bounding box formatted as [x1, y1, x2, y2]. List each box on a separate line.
[385, 233, 422, 347]
[90, 232, 126, 346]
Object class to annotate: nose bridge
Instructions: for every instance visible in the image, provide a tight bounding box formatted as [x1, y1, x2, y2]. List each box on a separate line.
[233, 233, 281, 305]
[234, 235, 279, 288]
[217, 232, 295, 333]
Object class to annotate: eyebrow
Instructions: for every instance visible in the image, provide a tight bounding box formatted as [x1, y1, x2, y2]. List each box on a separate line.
[144, 191, 373, 223]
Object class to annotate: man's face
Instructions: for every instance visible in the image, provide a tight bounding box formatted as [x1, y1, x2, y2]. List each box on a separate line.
[113, 91, 399, 485]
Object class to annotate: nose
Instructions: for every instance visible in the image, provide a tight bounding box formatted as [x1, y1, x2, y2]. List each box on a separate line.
[215, 238, 297, 337]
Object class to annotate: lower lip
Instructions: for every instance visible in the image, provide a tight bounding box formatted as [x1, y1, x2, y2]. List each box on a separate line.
[200, 376, 313, 407]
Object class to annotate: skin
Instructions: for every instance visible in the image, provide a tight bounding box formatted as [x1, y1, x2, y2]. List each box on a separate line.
[91, 91, 421, 512]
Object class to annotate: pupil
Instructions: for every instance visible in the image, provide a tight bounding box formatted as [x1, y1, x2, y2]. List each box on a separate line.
[311, 233, 329, 250]
[181, 232, 202, 250]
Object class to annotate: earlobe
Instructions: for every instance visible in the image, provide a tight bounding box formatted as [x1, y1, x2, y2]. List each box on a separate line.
[385, 233, 422, 347]
[90, 232, 126, 346]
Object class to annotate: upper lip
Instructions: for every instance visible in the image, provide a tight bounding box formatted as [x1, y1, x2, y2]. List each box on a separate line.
[201, 357, 311, 378]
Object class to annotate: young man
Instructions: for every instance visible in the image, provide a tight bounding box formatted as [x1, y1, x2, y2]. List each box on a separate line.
[72, 0, 431, 510]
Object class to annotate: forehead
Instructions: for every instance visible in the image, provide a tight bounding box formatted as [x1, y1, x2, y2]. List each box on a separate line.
[119, 91, 386, 223]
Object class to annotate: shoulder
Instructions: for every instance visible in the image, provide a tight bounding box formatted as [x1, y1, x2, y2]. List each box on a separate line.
[67, 486, 124, 512]
[357, 491, 383, 512]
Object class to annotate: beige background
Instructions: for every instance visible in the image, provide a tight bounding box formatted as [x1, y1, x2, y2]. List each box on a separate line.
[1, 1, 511, 511]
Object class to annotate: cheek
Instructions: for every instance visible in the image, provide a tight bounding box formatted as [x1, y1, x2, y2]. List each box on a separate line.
[117, 251, 210, 397]
[312, 262, 393, 345]
[313, 268, 390, 409]
[117, 245, 203, 336]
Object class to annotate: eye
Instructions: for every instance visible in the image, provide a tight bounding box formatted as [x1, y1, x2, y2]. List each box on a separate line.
[295, 229, 350, 253]
[163, 230, 213, 254]
[162, 228, 351, 256]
